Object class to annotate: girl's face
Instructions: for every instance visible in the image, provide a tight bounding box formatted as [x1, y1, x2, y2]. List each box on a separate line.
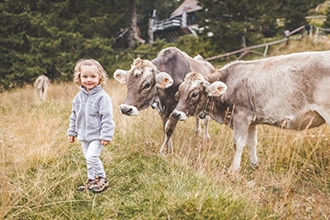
[80, 65, 100, 91]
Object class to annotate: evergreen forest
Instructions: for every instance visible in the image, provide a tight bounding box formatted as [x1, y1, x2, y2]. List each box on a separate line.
[0, 0, 328, 90]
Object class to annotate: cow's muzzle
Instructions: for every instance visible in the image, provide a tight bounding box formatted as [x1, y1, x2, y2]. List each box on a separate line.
[120, 104, 139, 116]
[172, 110, 187, 121]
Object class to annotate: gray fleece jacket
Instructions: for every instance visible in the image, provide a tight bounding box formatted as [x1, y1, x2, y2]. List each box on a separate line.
[67, 85, 115, 142]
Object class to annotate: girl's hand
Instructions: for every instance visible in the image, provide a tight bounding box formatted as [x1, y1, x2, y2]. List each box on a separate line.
[101, 140, 110, 146]
[68, 136, 75, 143]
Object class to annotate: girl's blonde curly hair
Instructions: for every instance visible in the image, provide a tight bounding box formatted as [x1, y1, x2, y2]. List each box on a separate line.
[73, 59, 108, 86]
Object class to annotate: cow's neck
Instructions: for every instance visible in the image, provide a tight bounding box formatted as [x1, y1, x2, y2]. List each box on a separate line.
[206, 97, 234, 126]
[154, 87, 178, 118]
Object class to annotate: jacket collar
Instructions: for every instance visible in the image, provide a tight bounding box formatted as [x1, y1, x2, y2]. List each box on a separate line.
[80, 84, 102, 95]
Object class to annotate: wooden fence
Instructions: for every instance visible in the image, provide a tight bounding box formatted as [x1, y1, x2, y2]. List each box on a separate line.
[205, 25, 306, 62]
[115, 51, 157, 60]
[116, 25, 313, 62]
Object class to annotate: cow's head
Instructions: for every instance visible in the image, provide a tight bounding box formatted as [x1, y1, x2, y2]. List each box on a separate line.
[114, 57, 173, 116]
[171, 72, 227, 120]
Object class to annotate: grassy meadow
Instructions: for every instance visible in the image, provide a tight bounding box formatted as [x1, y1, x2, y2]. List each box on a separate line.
[1, 40, 330, 219]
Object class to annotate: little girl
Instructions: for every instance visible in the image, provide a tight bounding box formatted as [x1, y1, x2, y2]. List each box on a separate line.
[67, 59, 115, 193]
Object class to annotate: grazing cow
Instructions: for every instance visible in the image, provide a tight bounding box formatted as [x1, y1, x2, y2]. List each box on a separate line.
[114, 47, 216, 154]
[166, 50, 330, 174]
[34, 75, 50, 101]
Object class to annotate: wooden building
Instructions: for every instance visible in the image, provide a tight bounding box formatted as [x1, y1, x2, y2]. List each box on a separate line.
[153, 0, 203, 42]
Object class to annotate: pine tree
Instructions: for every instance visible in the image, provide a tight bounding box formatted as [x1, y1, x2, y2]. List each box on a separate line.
[0, 0, 120, 89]
[0, 0, 35, 89]
[281, 0, 310, 31]
[279, 0, 324, 31]
[197, 0, 265, 54]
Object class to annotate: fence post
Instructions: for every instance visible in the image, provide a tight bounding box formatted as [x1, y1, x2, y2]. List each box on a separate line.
[263, 45, 269, 57]
[315, 27, 319, 40]
[284, 30, 290, 45]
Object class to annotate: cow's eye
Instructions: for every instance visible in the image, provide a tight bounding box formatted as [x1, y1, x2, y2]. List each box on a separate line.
[191, 92, 198, 98]
[143, 82, 151, 89]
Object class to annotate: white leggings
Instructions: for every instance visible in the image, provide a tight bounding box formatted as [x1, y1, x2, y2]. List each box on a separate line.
[81, 140, 106, 180]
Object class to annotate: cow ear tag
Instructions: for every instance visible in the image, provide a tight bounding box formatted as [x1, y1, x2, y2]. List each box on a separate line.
[156, 72, 173, 88]
[207, 81, 227, 96]
[114, 69, 127, 84]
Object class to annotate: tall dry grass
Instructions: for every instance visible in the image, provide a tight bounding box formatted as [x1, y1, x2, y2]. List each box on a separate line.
[1, 42, 330, 219]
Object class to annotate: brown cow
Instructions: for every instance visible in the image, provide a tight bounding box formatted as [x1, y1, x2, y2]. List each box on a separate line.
[34, 75, 50, 101]
[114, 47, 216, 154]
[165, 50, 330, 174]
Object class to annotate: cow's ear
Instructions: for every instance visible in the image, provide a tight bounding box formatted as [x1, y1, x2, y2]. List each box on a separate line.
[206, 81, 227, 97]
[156, 72, 173, 89]
[114, 69, 127, 84]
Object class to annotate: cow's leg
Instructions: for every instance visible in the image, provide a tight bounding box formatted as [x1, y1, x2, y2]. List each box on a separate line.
[41, 88, 46, 100]
[195, 116, 210, 139]
[39, 89, 43, 100]
[246, 125, 258, 168]
[43, 85, 49, 100]
[195, 117, 201, 135]
[229, 122, 249, 174]
[203, 116, 210, 140]
[160, 117, 178, 155]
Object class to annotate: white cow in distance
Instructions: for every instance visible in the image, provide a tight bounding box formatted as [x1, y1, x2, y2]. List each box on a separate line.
[34, 75, 50, 101]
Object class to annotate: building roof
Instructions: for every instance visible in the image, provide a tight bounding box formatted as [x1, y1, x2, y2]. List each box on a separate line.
[170, 0, 202, 18]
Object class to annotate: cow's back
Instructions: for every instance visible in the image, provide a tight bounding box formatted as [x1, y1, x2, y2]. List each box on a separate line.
[35, 75, 49, 89]
[152, 47, 191, 88]
[219, 50, 330, 129]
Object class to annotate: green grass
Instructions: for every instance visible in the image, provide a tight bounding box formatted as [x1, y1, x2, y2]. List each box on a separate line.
[1, 42, 330, 219]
